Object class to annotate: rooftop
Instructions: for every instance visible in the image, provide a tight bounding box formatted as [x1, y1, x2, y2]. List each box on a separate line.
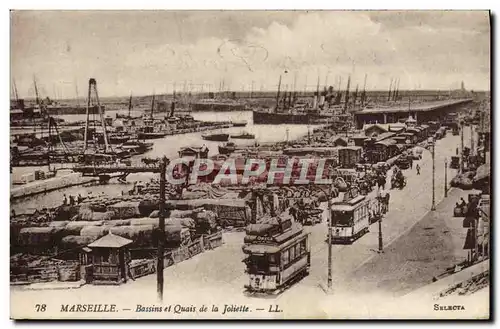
[356, 99, 473, 114]
[87, 232, 133, 248]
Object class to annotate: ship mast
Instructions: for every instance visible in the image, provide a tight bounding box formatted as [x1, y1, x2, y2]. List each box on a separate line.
[33, 76, 40, 107]
[33, 76, 40, 135]
[75, 80, 81, 108]
[343, 75, 351, 113]
[361, 73, 367, 107]
[275, 75, 282, 112]
[353, 84, 359, 108]
[315, 76, 320, 110]
[13, 79, 19, 104]
[394, 78, 400, 102]
[170, 87, 176, 118]
[150, 91, 156, 119]
[388, 78, 393, 102]
[128, 93, 133, 118]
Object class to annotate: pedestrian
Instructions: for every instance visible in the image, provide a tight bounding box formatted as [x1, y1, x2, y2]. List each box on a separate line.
[410, 157, 413, 169]
[416, 164, 421, 175]
[63, 194, 67, 205]
[201, 144, 209, 159]
[69, 195, 75, 206]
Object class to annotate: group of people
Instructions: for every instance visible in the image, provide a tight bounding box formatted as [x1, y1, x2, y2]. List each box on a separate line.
[62, 193, 84, 206]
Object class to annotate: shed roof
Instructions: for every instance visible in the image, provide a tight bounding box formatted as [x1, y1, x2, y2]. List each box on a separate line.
[339, 146, 363, 151]
[356, 99, 473, 114]
[375, 132, 396, 141]
[375, 139, 397, 147]
[88, 232, 133, 248]
[350, 134, 368, 140]
[363, 124, 389, 133]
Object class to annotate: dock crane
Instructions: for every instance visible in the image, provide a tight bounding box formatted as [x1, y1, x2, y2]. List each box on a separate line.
[83, 78, 111, 155]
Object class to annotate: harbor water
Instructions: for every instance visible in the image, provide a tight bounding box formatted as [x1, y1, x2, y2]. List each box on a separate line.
[11, 110, 318, 214]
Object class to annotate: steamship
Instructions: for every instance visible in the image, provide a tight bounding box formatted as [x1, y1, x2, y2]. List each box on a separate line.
[252, 108, 333, 125]
[252, 75, 353, 126]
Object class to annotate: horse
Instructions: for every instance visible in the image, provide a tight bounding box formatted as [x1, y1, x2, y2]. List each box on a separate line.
[377, 175, 386, 190]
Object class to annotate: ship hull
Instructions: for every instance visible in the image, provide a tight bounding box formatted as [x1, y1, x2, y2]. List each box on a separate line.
[231, 121, 248, 127]
[202, 133, 230, 142]
[137, 132, 167, 140]
[218, 145, 235, 155]
[230, 134, 255, 139]
[192, 103, 246, 112]
[252, 111, 333, 125]
[45, 105, 105, 115]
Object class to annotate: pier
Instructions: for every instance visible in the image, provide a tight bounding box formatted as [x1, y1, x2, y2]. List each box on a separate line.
[354, 98, 474, 128]
[72, 163, 162, 176]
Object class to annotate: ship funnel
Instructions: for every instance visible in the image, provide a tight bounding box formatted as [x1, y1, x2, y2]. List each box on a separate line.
[319, 94, 325, 106]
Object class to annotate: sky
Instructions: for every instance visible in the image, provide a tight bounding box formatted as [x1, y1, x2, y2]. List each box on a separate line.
[10, 10, 490, 98]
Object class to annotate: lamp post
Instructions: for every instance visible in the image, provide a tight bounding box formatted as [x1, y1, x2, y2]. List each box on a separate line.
[444, 158, 448, 198]
[327, 179, 333, 292]
[431, 141, 436, 211]
[157, 156, 168, 302]
[460, 120, 464, 173]
[318, 175, 334, 294]
[378, 209, 384, 253]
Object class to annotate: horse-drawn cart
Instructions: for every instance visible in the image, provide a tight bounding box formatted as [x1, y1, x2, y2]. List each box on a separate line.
[391, 171, 407, 189]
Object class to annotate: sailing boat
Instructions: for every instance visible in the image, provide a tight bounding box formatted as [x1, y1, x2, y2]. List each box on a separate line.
[116, 93, 141, 120]
[252, 74, 332, 124]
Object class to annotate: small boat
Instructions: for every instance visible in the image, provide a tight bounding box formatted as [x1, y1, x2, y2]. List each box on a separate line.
[218, 142, 236, 155]
[202, 133, 229, 142]
[231, 120, 248, 127]
[120, 140, 154, 154]
[137, 132, 168, 140]
[97, 132, 131, 145]
[231, 131, 255, 139]
[116, 113, 142, 120]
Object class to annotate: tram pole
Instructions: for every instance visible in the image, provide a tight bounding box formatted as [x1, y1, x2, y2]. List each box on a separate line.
[460, 120, 464, 173]
[444, 158, 448, 198]
[327, 180, 333, 292]
[378, 215, 383, 253]
[157, 156, 167, 302]
[431, 141, 436, 211]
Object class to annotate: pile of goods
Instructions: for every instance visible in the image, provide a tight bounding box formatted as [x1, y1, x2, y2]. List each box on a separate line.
[244, 212, 294, 244]
[182, 184, 239, 200]
[450, 171, 476, 190]
[11, 194, 221, 255]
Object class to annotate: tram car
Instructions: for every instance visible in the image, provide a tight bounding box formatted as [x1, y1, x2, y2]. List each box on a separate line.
[329, 194, 373, 244]
[337, 146, 362, 169]
[242, 214, 311, 294]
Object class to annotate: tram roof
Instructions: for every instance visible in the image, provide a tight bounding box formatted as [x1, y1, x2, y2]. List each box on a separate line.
[331, 195, 366, 212]
[242, 229, 308, 255]
[330, 204, 356, 212]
